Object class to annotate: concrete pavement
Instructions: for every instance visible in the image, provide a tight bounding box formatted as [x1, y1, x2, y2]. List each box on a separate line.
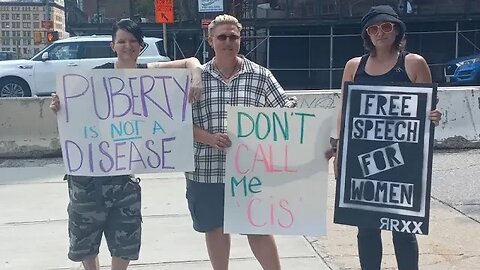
[0, 162, 329, 270]
[1, 152, 479, 269]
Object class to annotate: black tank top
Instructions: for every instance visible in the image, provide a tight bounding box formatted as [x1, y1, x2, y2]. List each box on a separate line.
[354, 51, 412, 83]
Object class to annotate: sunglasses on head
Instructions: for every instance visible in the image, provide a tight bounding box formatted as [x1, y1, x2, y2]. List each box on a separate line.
[215, 34, 240, 41]
[366, 22, 395, 36]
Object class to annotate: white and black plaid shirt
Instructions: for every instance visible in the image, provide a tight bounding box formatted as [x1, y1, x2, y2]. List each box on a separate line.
[185, 56, 290, 184]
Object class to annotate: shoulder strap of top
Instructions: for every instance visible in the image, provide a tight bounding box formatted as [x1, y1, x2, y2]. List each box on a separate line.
[396, 51, 409, 70]
[354, 54, 369, 76]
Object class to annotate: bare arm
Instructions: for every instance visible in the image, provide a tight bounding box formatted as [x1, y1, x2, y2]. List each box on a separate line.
[147, 57, 201, 69]
[148, 57, 203, 102]
[405, 53, 441, 124]
[405, 53, 432, 83]
[336, 57, 361, 138]
[193, 126, 232, 150]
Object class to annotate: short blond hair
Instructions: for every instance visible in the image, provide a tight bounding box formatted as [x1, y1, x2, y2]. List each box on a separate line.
[208, 14, 243, 37]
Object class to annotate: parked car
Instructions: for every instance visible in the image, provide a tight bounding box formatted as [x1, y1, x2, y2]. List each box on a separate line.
[444, 53, 480, 85]
[0, 51, 16, 61]
[0, 35, 170, 97]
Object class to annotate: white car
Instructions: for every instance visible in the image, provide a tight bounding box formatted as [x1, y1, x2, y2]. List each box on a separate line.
[0, 35, 170, 97]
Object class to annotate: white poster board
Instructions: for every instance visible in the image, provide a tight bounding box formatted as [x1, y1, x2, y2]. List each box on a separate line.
[55, 68, 194, 176]
[198, 0, 224, 12]
[225, 106, 334, 236]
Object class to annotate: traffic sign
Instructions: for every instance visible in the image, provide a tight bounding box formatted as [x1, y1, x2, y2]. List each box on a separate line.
[155, 0, 174, 24]
[41, 20, 53, 29]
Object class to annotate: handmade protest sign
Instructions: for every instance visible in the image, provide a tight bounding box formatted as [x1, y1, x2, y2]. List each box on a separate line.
[225, 106, 334, 236]
[334, 82, 436, 235]
[55, 68, 194, 176]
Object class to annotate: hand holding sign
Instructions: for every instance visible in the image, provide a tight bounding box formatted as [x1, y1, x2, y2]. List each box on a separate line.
[429, 109, 442, 126]
[50, 93, 60, 113]
[210, 133, 232, 150]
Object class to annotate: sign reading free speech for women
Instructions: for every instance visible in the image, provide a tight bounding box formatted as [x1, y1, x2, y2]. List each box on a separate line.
[334, 82, 436, 235]
[55, 69, 194, 176]
[225, 106, 334, 236]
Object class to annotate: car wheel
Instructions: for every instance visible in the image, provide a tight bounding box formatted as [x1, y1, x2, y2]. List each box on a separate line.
[0, 78, 31, 97]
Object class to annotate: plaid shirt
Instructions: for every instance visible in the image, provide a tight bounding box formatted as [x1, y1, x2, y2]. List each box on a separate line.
[185, 56, 290, 184]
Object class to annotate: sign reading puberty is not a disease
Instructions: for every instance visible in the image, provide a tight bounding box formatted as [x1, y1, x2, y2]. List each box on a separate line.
[334, 82, 436, 235]
[56, 69, 194, 176]
[225, 107, 333, 236]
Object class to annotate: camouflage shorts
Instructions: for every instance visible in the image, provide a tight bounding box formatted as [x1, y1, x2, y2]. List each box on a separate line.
[66, 175, 142, 262]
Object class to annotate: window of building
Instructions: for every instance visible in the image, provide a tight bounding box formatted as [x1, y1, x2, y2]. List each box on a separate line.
[25, 38, 32, 45]
[33, 14, 39, 20]
[23, 48, 28, 55]
[23, 22, 32, 28]
[1, 31, 10, 37]
[1, 14, 9, 20]
[23, 31, 31, 37]
[23, 14, 31, 20]
[1, 22, 10, 28]
[12, 14, 20, 20]
[2, 39, 10, 46]
[33, 22, 40, 29]
[12, 22, 21, 29]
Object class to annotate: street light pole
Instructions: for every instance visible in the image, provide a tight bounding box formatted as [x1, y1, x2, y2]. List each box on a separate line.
[96, 0, 100, 23]
[45, 0, 50, 20]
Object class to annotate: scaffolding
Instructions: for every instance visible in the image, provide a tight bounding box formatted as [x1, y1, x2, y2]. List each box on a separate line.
[172, 20, 480, 90]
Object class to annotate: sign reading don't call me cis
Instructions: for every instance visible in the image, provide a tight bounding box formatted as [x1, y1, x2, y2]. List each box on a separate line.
[55, 69, 194, 176]
[334, 82, 437, 235]
[225, 106, 334, 236]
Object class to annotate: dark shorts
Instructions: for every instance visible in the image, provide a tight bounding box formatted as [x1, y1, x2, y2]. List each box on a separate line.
[186, 180, 224, 233]
[66, 175, 142, 262]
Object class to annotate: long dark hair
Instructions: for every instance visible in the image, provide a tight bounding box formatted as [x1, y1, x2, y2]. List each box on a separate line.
[112, 19, 144, 46]
[361, 23, 406, 56]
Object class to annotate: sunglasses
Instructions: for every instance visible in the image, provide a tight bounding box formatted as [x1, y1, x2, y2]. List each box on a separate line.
[215, 34, 241, 41]
[366, 22, 395, 36]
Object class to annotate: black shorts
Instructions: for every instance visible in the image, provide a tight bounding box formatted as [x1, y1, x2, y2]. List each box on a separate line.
[185, 180, 224, 233]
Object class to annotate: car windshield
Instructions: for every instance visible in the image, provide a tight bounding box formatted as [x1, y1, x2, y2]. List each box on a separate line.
[155, 40, 166, 57]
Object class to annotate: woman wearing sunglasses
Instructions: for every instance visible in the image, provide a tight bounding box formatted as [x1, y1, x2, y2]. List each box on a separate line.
[332, 5, 442, 270]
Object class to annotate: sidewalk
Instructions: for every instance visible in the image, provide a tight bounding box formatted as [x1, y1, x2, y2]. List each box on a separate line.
[1, 160, 479, 269]
[0, 165, 329, 270]
[308, 178, 480, 270]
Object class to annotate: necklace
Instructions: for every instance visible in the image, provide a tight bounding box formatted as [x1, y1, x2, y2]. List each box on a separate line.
[215, 58, 241, 80]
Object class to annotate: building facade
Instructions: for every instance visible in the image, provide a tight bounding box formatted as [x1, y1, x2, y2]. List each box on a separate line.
[66, 0, 480, 89]
[0, 0, 69, 59]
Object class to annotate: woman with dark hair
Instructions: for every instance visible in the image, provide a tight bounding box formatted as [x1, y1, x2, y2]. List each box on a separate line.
[329, 5, 442, 270]
[50, 19, 203, 270]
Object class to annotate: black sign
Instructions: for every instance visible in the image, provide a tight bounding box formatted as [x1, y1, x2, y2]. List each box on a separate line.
[334, 82, 437, 235]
